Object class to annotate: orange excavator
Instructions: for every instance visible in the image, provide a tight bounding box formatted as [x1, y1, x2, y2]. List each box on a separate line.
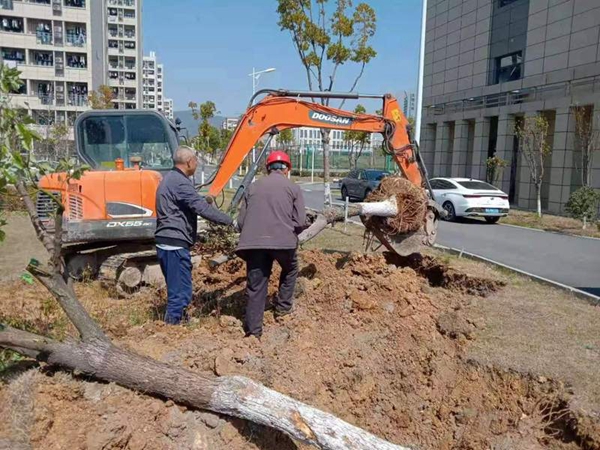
[37, 90, 441, 292]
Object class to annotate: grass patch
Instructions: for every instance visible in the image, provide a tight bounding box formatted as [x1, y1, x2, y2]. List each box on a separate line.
[500, 209, 600, 238]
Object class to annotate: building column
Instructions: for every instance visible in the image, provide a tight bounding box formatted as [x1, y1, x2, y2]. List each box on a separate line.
[451, 120, 469, 177]
[591, 103, 600, 190]
[548, 107, 576, 214]
[471, 117, 490, 180]
[420, 122, 437, 171]
[433, 122, 449, 177]
[495, 114, 516, 193]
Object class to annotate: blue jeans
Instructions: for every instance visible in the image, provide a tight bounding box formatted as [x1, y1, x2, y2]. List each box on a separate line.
[157, 247, 193, 324]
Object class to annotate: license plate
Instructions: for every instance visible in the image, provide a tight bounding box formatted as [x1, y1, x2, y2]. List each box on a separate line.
[485, 208, 499, 213]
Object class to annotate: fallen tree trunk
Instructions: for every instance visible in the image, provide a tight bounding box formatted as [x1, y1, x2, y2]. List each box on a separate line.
[0, 325, 410, 450]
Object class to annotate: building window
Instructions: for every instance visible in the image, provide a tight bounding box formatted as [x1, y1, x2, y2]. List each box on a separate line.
[33, 50, 53, 66]
[494, 52, 522, 84]
[1, 16, 24, 33]
[1, 47, 25, 64]
[498, 0, 518, 7]
[64, 0, 86, 7]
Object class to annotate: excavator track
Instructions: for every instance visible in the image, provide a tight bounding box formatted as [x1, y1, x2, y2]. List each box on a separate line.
[98, 249, 158, 297]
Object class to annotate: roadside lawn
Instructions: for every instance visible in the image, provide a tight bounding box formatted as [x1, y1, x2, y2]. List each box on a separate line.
[500, 209, 600, 238]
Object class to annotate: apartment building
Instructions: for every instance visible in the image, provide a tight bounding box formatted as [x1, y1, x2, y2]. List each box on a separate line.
[163, 97, 173, 120]
[90, 0, 142, 109]
[141, 51, 158, 109]
[420, 0, 600, 214]
[0, 0, 91, 130]
[1, 0, 143, 140]
[142, 50, 172, 118]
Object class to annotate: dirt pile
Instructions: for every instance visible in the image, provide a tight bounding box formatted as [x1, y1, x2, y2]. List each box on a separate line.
[0, 250, 598, 449]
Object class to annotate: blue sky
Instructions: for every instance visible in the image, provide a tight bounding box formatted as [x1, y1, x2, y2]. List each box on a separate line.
[142, 0, 423, 116]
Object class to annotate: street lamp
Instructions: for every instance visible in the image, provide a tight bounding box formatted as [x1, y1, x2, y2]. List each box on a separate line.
[415, 0, 427, 144]
[249, 67, 276, 96]
[248, 67, 276, 163]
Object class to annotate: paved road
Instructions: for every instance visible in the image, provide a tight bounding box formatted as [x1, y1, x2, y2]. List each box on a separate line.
[297, 182, 600, 297]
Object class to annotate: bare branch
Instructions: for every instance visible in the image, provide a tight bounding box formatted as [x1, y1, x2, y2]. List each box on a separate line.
[339, 62, 366, 110]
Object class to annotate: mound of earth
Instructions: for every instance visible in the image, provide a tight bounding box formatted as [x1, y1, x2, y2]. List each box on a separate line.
[0, 250, 598, 449]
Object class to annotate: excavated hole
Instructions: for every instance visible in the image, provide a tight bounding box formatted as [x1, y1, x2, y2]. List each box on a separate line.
[384, 251, 505, 296]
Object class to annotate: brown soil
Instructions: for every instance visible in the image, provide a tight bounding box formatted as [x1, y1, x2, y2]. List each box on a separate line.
[0, 250, 599, 449]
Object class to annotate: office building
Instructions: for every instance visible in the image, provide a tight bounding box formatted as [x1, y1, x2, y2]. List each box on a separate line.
[222, 117, 239, 131]
[420, 0, 600, 214]
[292, 127, 383, 153]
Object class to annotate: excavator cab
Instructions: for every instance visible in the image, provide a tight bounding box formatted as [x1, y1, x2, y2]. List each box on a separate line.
[75, 110, 179, 171]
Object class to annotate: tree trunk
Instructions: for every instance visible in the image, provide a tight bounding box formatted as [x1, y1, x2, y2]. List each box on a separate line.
[536, 184, 542, 218]
[0, 326, 410, 450]
[321, 129, 331, 182]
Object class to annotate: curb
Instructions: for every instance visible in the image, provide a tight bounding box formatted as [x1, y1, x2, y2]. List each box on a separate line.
[499, 223, 600, 241]
[434, 244, 600, 305]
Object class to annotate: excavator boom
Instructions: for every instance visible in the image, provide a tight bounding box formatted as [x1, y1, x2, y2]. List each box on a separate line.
[208, 90, 424, 197]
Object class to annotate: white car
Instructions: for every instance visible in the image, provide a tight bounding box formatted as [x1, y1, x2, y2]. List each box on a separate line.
[429, 177, 509, 224]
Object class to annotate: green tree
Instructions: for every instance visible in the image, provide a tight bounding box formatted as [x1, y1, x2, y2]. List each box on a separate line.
[573, 105, 600, 187]
[278, 128, 295, 152]
[343, 104, 370, 169]
[485, 155, 508, 186]
[565, 186, 600, 229]
[277, 0, 377, 198]
[189, 100, 219, 157]
[515, 114, 552, 217]
[88, 85, 115, 109]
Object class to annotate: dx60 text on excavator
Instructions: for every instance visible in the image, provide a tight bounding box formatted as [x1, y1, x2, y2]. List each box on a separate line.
[37, 90, 441, 294]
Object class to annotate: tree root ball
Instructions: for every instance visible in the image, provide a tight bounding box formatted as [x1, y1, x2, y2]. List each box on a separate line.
[364, 176, 428, 235]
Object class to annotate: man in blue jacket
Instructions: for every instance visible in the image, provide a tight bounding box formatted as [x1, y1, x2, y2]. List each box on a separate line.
[155, 146, 234, 324]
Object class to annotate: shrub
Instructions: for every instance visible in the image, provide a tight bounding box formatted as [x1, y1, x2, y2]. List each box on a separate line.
[565, 186, 600, 228]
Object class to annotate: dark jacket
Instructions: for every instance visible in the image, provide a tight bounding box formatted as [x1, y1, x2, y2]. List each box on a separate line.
[236, 172, 306, 251]
[155, 168, 233, 248]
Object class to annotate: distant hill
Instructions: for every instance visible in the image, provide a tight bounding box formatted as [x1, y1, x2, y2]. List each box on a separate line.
[173, 110, 225, 137]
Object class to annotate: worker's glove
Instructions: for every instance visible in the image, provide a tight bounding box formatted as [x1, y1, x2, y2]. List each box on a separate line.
[231, 219, 241, 233]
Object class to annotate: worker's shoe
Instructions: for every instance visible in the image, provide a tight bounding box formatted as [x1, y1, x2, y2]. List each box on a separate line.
[274, 306, 294, 320]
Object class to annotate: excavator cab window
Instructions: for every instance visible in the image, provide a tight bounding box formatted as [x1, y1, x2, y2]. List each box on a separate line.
[75, 111, 178, 171]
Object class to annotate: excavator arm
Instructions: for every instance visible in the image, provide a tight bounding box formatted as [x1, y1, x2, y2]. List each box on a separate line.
[207, 90, 426, 197]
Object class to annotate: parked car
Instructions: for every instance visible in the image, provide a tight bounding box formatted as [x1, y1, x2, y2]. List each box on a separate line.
[341, 169, 390, 201]
[429, 177, 509, 223]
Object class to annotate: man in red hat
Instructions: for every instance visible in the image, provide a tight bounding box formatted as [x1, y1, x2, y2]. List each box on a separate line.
[236, 150, 306, 338]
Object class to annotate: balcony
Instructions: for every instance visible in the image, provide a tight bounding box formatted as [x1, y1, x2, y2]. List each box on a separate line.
[65, 32, 86, 47]
[0, 15, 24, 33]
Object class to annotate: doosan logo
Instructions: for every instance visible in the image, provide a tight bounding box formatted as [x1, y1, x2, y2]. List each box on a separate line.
[309, 111, 354, 126]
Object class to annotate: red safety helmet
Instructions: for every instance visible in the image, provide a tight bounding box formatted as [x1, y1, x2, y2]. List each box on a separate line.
[266, 151, 292, 169]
